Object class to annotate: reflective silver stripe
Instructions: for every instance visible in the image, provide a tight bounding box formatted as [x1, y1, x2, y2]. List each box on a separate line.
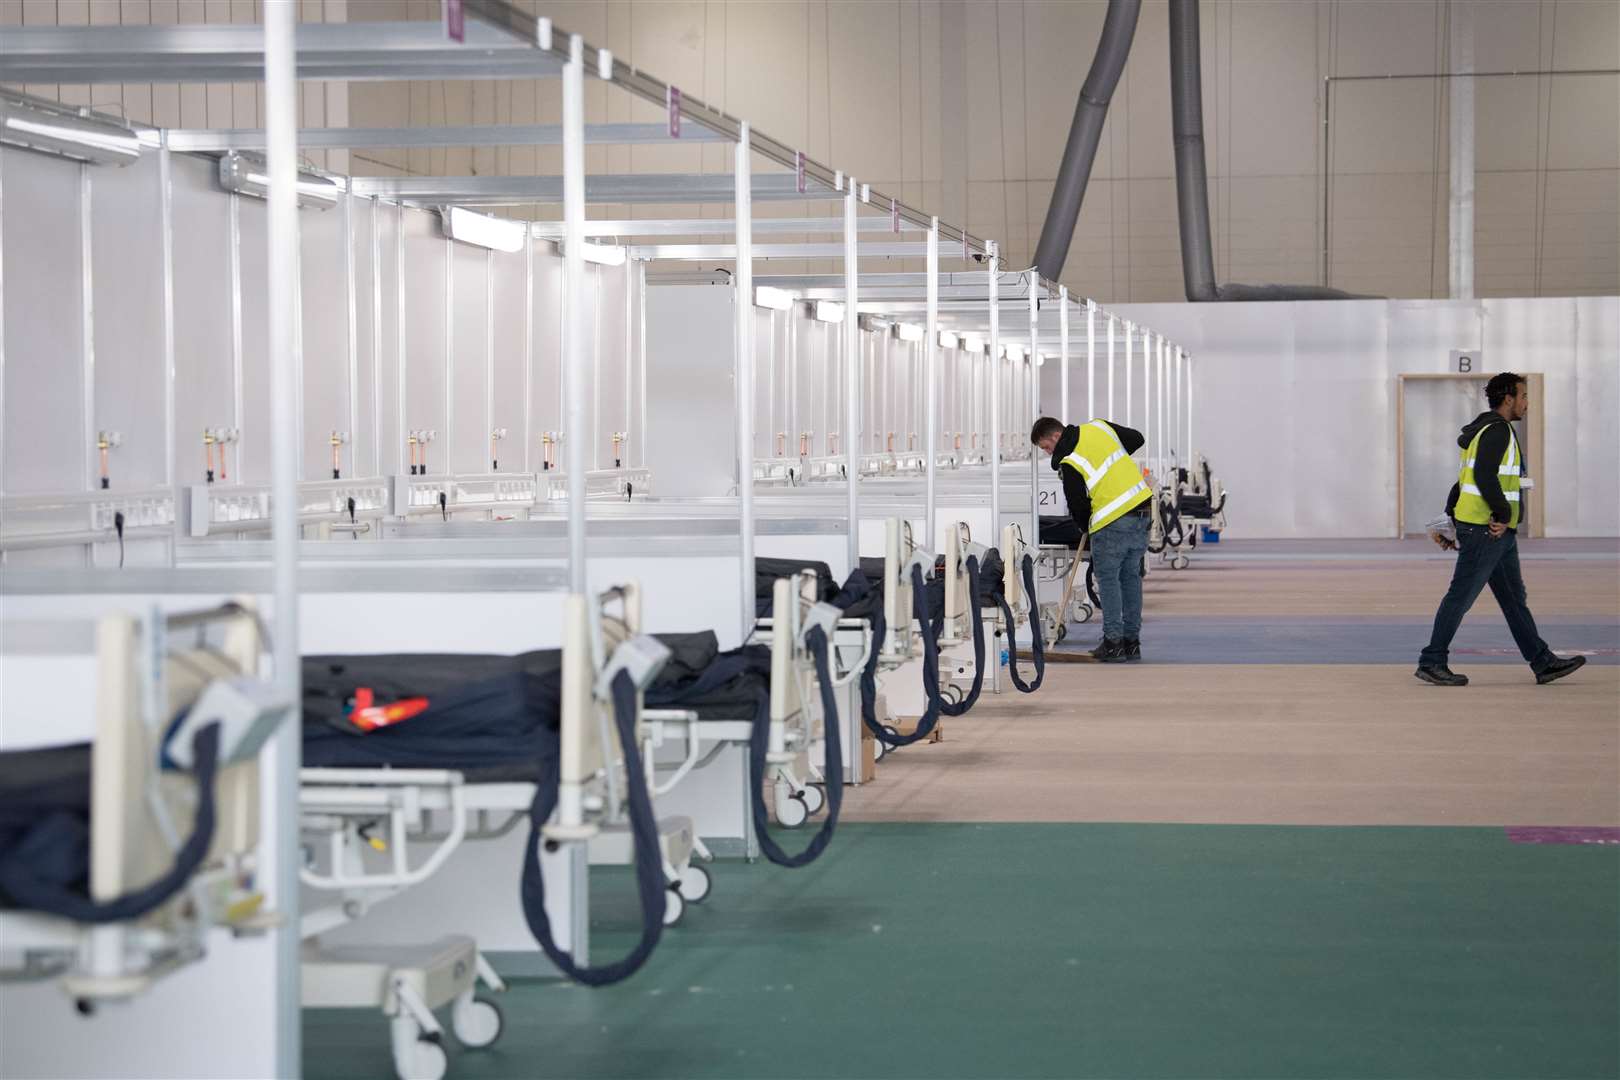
[1461, 482, 1520, 503]
[1090, 480, 1148, 526]
[1504, 490, 1520, 502]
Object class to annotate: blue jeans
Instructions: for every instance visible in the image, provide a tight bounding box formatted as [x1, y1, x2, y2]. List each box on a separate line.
[1090, 512, 1149, 642]
[1420, 523, 1552, 671]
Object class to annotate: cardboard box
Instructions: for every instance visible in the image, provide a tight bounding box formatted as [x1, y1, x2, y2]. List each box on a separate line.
[859, 726, 876, 783]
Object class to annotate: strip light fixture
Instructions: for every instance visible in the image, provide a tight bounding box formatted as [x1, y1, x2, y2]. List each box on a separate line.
[936, 330, 960, 350]
[218, 150, 342, 208]
[812, 300, 846, 324]
[440, 206, 526, 252]
[892, 322, 925, 343]
[753, 285, 795, 311]
[0, 93, 141, 166]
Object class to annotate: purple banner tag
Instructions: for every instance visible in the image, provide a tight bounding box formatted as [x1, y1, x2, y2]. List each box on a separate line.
[1506, 826, 1620, 846]
[891, 197, 899, 233]
[444, 0, 464, 43]
[667, 86, 681, 138]
[796, 151, 805, 194]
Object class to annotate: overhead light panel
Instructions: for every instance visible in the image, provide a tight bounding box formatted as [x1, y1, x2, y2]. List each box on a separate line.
[936, 330, 959, 350]
[963, 334, 985, 354]
[581, 241, 627, 266]
[0, 94, 140, 166]
[812, 300, 845, 324]
[753, 285, 795, 311]
[218, 151, 342, 208]
[857, 314, 890, 334]
[893, 322, 925, 343]
[440, 206, 527, 252]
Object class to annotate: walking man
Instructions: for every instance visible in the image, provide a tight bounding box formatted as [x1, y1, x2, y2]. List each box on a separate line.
[1416, 372, 1585, 686]
[1032, 416, 1151, 662]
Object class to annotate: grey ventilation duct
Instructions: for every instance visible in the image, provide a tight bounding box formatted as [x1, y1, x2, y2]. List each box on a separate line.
[1169, 0, 1372, 300]
[1032, 0, 1141, 282]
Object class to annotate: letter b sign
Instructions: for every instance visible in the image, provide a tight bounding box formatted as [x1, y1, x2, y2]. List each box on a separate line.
[1450, 349, 1481, 374]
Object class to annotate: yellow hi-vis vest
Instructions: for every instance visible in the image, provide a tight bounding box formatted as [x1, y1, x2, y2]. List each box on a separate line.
[1060, 420, 1152, 532]
[1454, 421, 1522, 529]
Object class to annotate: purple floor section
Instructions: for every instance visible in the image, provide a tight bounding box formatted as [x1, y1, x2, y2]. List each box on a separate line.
[1506, 826, 1620, 846]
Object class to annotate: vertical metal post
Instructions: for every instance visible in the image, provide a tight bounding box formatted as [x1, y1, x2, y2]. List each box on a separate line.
[1105, 314, 1115, 419]
[1124, 322, 1133, 429]
[1159, 335, 1167, 475]
[79, 165, 95, 497]
[370, 198, 382, 477]
[1187, 353, 1194, 460]
[443, 233, 453, 476]
[0, 154, 5, 499]
[160, 138, 177, 547]
[1448, 0, 1475, 300]
[623, 259, 634, 465]
[395, 202, 406, 476]
[523, 224, 534, 472]
[988, 243, 1000, 539]
[735, 121, 756, 636]
[1085, 300, 1096, 420]
[637, 260, 648, 468]
[262, 2, 301, 1072]
[843, 179, 859, 570]
[1028, 280, 1040, 550]
[485, 249, 494, 470]
[563, 35, 588, 593]
[343, 192, 358, 477]
[924, 218, 938, 552]
[592, 265, 602, 470]
[230, 194, 245, 482]
[1059, 285, 1070, 421]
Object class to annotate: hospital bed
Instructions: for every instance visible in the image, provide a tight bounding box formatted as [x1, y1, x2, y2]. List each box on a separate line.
[1157, 453, 1229, 570]
[0, 601, 288, 1011]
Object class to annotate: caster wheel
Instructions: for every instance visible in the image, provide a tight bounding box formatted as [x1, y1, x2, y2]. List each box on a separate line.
[395, 1038, 447, 1080]
[801, 783, 826, 816]
[452, 997, 503, 1050]
[679, 862, 713, 903]
[940, 684, 963, 706]
[662, 886, 686, 927]
[775, 792, 810, 829]
[875, 739, 891, 762]
[1055, 623, 1068, 643]
[1074, 603, 1094, 624]
[1173, 556, 1190, 570]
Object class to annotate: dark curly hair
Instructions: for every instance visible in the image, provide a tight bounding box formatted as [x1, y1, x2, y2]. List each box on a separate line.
[1485, 372, 1524, 409]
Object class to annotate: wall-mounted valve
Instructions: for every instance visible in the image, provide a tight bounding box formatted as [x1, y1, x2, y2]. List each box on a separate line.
[827, 432, 840, 455]
[407, 429, 437, 475]
[490, 427, 508, 472]
[96, 430, 123, 489]
[775, 432, 786, 458]
[610, 431, 627, 469]
[540, 431, 559, 471]
[329, 430, 350, 480]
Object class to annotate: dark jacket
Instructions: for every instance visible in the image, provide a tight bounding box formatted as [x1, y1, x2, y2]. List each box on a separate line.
[1444, 411, 1520, 528]
[1050, 421, 1145, 532]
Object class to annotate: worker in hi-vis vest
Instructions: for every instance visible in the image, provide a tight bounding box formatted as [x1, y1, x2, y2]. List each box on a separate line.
[1032, 416, 1151, 663]
[1416, 371, 1584, 687]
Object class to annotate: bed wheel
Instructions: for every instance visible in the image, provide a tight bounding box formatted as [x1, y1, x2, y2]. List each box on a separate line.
[452, 996, 503, 1050]
[801, 783, 827, 816]
[1054, 623, 1068, 643]
[874, 738, 891, 762]
[394, 1037, 447, 1080]
[678, 863, 713, 904]
[775, 791, 810, 829]
[1172, 555, 1190, 571]
[662, 886, 686, 927]
[1073, 602, 1094, 624]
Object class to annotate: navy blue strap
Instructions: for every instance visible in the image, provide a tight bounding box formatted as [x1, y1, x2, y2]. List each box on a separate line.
[999, 554, 1047, 693]
[938, 554, 985, 717]
[749, 625, 843, 868]
[520, 671, 665, 986]
[0, 724, 222, 924]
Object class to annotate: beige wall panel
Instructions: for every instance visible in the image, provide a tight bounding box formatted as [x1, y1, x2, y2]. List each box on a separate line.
[1474, 75, 1542, 173]
[1124, 176, 1183, 301]
[1122, 0, 1173, 179]
[1550, 0, 1620, 70]
[1330, 0, 1439, 77]
[1225, 175, 1318, 282]
[1471, 0, 1542, 71]
[1474, 170, 1538, 297]
[1545, 74, 1620, 171]
[1329, 80, 1441, 174]
[962, 0, 1003, 184]
[824, 0, 905, 186]
[1329, 172, 1437, 294]
[724, 1, 811, 149]
[1227, 0, 1317, 178]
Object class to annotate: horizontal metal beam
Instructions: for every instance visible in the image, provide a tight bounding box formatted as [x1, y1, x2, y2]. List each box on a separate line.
[0, 21, 561, 83]
[347, 172, 839, 206]
[531, 216, 930, 238]
[161, 122, 723, 152]
[631, 242, 934, 261]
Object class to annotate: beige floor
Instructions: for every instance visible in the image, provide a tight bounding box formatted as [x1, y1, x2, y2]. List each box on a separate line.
[845, 549, 1620, 828]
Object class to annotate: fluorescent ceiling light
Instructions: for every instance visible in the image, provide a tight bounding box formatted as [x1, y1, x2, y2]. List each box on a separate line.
[857, 314, 890, 334]
[441, 206, 527, 252]
[581, 241, 627, 266]
[813, 300, 845, 324]
[893, 322, 925, 343]
[218, 151, 341, 208]
[936, 330, 959, 350]
[753, 285, 795, 311]
[1003, 344, 1025, 361]
[963, 334, 985, 354]
[0, 94, 140, 166]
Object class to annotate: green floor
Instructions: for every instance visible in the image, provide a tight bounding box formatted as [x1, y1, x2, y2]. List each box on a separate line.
[305, 823, 1620, 1080]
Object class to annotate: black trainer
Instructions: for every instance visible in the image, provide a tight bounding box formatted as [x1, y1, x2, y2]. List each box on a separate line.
[1536, 655, 1586, 685]
[1091, 638, 1124, 662]
[1121, 638, 1142, 662]
[1414, 664, 1468, 687]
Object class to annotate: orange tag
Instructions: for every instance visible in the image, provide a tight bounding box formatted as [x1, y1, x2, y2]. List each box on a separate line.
[348, 687, 431, 732]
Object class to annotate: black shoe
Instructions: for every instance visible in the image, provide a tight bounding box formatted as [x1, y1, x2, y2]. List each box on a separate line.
[1536, 655, 1586, 685]
[1414, 664, 1468, 686]
[1091, 639, 1124, 662]
[1121, 638, 1142, 662]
